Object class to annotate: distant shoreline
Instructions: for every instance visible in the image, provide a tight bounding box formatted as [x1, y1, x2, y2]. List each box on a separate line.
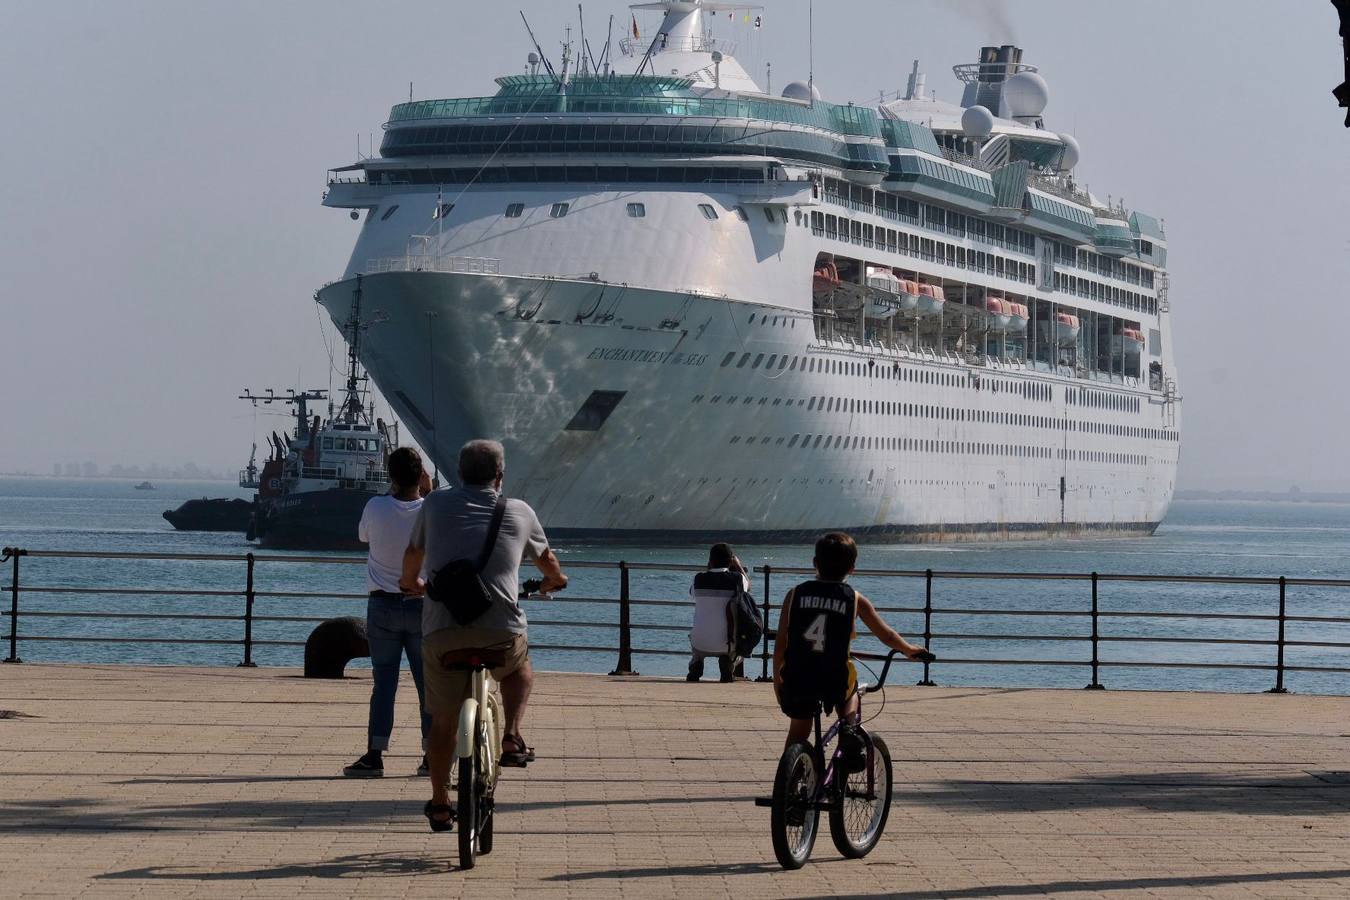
[1175, 490, 1350, 504]
[0, 473, 235, 483]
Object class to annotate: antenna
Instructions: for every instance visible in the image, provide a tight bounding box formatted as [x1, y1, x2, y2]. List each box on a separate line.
[578, 4, 599, 75]
[519, 11, 559, 82]
[602, 14, 614, 75]
[808, 0, 815, 107]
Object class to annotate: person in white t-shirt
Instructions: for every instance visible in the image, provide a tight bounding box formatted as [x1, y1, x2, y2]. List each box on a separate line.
[343, 447, 434, 778]
[687, 543, 750, 683]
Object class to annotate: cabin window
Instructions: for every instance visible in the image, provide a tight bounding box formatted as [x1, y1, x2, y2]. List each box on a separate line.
[735, 206, 749, 221]
[550, 202, 570, 218]
[699, 203, 719, 220]
[626, 202, 646, 218]
[504, 203, 524, 218]
[432, 202, 454, 220]
[379, 205, 399, 221]
[764, 207, 776, 224]
[322, 438, 333, 449]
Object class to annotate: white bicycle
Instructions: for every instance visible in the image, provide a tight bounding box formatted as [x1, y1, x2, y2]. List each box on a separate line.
[445, 578, 554, 869]
[442, 643, 509, 869]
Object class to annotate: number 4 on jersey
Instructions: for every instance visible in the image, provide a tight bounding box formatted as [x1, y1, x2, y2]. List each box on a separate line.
[803, 613, 828, 653]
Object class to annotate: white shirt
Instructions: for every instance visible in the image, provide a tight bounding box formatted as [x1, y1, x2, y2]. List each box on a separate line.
[689, 568, 751, 655]
[358, 494, 424, 594]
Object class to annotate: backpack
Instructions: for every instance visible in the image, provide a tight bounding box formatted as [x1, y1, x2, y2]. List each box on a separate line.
[728, 583, 764, 658]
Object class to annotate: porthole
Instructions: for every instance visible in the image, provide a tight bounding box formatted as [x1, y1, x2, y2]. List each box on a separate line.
[550, 202, 570, 218]
[699, 203, 719, 220]
[504, 202, 524, 218]
[626, 202, 646, 218]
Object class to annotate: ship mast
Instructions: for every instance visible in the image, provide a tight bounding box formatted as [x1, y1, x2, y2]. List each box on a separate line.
[338, 274, 369, 425]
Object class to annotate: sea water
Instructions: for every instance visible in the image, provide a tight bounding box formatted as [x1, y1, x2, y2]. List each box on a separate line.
[2, 477, 1348, 695]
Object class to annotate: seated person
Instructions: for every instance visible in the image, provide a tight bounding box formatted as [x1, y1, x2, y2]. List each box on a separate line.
[773, 532, 930, 750]
[687, 542, 749, 683]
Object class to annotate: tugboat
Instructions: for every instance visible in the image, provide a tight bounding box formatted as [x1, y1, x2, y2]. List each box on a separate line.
[243, 278, 398, 551]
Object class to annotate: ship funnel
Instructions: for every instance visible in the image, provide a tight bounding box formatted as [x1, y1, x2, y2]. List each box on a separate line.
[975, 45, 1020, 110]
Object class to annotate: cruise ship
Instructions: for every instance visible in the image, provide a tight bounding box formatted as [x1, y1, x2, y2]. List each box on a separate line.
[316, 0, 1181, 542]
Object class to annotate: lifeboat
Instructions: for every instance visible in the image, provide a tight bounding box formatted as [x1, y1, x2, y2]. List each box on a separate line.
[1054, 312, 1080, 346]
[984, 295, 1012, 333]
[865, 266, 902, 319]
[812, 257, 840, 300]
[892, 272, 921, 312]
[1113, 326, 1145, 365]
[915, 283, 946, 317]
[1007, 301, 1030, 333]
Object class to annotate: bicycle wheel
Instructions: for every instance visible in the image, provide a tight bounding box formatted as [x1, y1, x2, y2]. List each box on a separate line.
[457, 711, 481, 870]
[829, 732, 892, 858]
[477, 713, 496, 855]
[770, 741, 819, 870]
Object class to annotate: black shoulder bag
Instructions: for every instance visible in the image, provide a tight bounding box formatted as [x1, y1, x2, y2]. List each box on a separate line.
[426, 496, 508, 626]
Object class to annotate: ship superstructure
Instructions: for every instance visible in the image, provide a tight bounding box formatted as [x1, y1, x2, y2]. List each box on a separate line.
[316, 1, 1180, 542]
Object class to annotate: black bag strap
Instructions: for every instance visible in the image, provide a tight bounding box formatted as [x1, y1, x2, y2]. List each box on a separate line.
[474, 496, 509, 573]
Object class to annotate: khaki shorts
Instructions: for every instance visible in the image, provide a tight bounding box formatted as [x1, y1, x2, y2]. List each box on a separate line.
[422, 627, 529, 718]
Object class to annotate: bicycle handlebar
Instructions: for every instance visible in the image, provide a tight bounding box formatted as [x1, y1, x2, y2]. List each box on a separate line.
[853, 647, 937, 693]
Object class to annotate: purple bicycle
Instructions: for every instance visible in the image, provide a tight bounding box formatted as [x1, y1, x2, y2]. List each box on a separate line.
[756, 648, 934, 869]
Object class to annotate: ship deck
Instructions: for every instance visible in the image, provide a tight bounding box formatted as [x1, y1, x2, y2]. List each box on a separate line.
[3, 664, 1349, 898]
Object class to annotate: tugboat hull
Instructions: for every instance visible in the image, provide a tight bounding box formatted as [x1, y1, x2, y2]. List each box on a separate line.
[163, 498, 254, 533]
[254, 489, 375, 551]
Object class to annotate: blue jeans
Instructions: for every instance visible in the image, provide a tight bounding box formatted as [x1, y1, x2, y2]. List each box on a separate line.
[366, 592, 430, 752]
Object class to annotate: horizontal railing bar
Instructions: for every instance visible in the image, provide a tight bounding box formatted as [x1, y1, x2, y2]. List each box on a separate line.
[253, 591, 367, 600]
[754, 566, 1350, 588]
[21, 550, 255, 562]
[6, 610, 242, 622]
[19, 587, 243, 597]
[16, 635, 242, 645]
[252, 615, 332, 624]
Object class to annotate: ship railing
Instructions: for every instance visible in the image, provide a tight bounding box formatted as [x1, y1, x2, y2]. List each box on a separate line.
[3, 547, 1346, 696]
[618, 35, 737, 57]
[364, 255, 501, 276]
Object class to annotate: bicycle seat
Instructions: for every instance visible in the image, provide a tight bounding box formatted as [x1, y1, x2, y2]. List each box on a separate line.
[439, 647, 509, 670]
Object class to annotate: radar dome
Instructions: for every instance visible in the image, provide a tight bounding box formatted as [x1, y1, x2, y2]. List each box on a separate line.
[782, 80, 822, 102]
[1056, 133, 1081, 171]
[961, 105, 995, 139]
[1003, 71, 1049, 118]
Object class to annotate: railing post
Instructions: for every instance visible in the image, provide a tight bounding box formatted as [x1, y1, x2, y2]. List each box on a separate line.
[609, 561, 638, 676]
[237, 552, 257, 668]
[917, 568, 935, 686]
[755, 565, 773, 682]
[1085, 572, 1104, 690]
[3, 548, 24, 664]
[1267, 576, 1289, 694]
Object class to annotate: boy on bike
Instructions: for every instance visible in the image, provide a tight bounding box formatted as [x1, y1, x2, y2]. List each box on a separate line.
[773, 532, 931, 752]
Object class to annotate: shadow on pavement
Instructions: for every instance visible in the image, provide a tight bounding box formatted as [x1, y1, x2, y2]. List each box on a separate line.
[98, 852, 458, 880]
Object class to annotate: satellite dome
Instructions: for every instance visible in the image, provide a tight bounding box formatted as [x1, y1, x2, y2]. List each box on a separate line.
[1003, 71, 1049, 118]
[782, 80, 822, 102]
[961, 105, 995, 139]
[1056, 133, 1081, 171]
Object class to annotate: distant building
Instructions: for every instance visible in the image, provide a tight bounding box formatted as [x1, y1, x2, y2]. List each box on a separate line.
[82, 462, 98, 478]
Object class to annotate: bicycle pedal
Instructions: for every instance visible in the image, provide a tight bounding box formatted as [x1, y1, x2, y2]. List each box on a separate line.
[753, 796, 774, 807]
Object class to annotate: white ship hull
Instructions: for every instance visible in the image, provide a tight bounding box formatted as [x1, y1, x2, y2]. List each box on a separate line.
[317, 264, 1179, 542]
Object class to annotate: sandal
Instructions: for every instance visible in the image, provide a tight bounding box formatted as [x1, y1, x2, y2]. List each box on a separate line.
[423, 800, 455, 833]
[499, 733, 535, 768]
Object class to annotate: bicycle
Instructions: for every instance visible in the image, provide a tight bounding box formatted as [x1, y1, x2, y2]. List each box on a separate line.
[444, 577, 557, 870]
[757, 648, 934, 870]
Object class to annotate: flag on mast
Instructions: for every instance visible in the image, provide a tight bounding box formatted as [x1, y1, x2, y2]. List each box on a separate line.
[631, 14, 639, 40]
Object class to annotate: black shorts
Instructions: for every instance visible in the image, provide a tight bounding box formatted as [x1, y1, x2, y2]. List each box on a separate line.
[778, 662, 858, 720]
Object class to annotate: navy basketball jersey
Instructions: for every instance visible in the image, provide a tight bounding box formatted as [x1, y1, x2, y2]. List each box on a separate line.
[781, 580, 857, 712]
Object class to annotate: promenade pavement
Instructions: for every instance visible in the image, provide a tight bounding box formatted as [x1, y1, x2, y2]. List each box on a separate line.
[2, 663, 1349, 898]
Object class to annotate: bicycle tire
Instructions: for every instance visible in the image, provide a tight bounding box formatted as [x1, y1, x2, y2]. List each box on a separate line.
[457, 711, 480, 870]
[770, 741, 819, 870]
[828, 732, 892, 859]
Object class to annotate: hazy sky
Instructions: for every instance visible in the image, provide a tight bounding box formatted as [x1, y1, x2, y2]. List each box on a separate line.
[1, 0, 1346, 490]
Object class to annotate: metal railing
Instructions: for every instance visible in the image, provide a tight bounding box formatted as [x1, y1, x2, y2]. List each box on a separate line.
[363, 255, 501, 276]
[4, 546, 1350, 694]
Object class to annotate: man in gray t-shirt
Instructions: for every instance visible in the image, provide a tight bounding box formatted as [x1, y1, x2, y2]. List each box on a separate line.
[399, 439, 566, 832]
